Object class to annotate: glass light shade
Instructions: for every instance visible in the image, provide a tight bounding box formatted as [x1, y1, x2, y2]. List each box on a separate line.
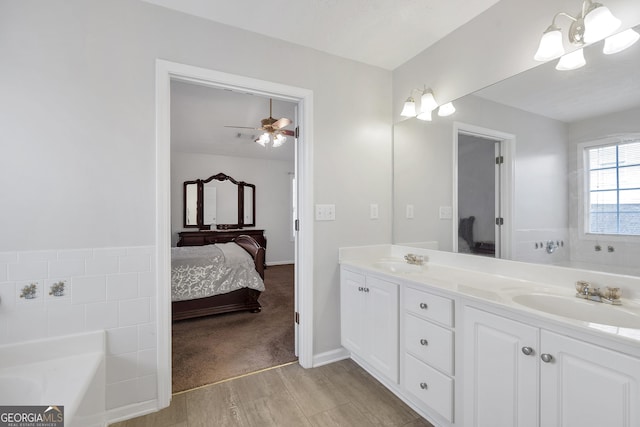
[437, 102, 456, 117]
[534, 27, 565, 61]
[555, 48, 586, 70]
[583, 4, 621, 43]
[273, 134, 286, 147]
[603, 28, 640, 54]
[256, 133, 270, 147]
[416, 110, 432, 121]
[420, 91, 438, 113]
[400, 97, 416, 117]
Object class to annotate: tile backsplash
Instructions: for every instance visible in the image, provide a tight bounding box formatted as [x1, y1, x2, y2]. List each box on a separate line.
[0, 246, 157, 410]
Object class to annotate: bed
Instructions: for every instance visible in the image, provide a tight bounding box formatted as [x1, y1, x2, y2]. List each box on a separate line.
[171, 234, 266, 321]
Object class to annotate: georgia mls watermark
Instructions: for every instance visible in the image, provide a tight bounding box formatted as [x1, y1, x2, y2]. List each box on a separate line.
[0, 406, 64, 427]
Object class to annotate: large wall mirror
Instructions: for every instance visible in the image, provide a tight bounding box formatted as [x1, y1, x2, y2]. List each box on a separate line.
[183, 172, 256, 229]
[393, 25, 640, 277]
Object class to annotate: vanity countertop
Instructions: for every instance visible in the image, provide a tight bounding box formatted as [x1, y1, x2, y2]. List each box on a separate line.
[339, 245, 640, 347]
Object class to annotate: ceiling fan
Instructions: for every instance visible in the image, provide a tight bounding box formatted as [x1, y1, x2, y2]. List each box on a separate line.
[225, 98, 294, 147]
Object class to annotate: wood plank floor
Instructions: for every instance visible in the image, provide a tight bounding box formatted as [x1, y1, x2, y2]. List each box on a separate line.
[111, 359, 435, 427]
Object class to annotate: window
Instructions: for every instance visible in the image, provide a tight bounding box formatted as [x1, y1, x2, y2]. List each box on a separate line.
[585, 139, 640, 236]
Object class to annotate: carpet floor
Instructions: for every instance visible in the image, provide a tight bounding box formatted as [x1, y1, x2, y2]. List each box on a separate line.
[171, 264, 297, 393]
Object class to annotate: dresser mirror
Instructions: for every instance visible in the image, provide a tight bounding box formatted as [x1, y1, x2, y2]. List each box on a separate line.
[183, 172, 256, 229]
[393, 25, 640, 276]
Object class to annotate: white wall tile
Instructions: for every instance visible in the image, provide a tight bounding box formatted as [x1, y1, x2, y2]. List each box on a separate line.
[72, 276, 106, 304]
[137, 375, 158, 402]
[47, 304, 85, 336]
[137, 272, 155, 297]
[86, 256, 119, 275]
[107, 325, 138, 355]
[85, 301, 119, 331]
[0, 264, 7, 282]
[119, 298, 150, 327]
[0, 283, 16, 310]
[7, 262, 48, 281]
[106, 352, 138, 384]
[49, 258, 85, 277]
[6, 309, 47, 342]
[137, 348, 157, 376]
[107, 273, 138, 301]
[126, 247, 154, 256]
[106, 379, 138, 410]
[137, 323, 156, 350]
[58, 249, 93, 259]
[119, 255, 150, 273]
[94, 248, 127, 258]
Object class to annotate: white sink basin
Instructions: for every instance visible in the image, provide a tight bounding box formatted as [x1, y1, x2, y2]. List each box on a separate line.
[374, 260, 423, 274]
[512, 293, 640, 329]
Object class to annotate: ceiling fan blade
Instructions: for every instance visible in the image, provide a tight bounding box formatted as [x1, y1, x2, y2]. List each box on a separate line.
[272, 117, 291, 129]
[279, 129, 295, 136]
[224, 125, 262, 130]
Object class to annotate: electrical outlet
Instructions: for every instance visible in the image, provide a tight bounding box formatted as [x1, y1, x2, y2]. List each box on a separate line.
[406, 204, 414, 219]
[370, 204, 379, 219]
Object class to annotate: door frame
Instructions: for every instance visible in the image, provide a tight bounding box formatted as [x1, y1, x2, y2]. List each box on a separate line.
[155, 60, 314, 407]
[452, 122, 515, 259]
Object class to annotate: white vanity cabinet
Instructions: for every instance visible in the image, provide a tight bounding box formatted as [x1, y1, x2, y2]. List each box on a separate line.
[340, 267, 399, 383]
[464, 305, 640, 427]
[402, 285, 456, 423]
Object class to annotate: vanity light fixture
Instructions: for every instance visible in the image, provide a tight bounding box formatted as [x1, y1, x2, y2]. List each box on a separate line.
[603, 28, 640, 54]
[401, 87, 456, 121]
[533, 0, 632, 71]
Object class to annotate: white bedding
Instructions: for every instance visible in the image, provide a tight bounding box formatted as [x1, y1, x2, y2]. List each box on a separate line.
[171, 243, 265, 302]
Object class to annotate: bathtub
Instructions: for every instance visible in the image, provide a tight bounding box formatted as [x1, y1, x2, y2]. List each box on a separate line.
[0, 331, 106, 427]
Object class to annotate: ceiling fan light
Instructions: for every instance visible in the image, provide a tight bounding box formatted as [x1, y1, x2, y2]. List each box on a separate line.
[437, 102, 456, 117]
[555, 48, 586, 71]
[256, 133, 270, 147]
[416, 110, 432, 121]
[534, 26, 565, 61]
[400, 97, 417, 117]
[583, 3, 621, 43]
[273, 134, 287, 147]
[603, 28, 640, 54]
[420, 90, 438, 113]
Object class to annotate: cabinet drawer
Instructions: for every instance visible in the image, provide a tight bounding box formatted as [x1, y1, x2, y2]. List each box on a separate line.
[404, 286, 454, 326]
[404, 313, 453, 375]
[404, 353, 454, 422]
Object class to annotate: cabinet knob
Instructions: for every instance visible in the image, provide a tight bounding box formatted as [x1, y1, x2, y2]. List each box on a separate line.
[521, 346, 534, 356]
[419, 382, 428, 390]
[358, 287, 363, 292]
[364, 287, 369, 293]
[419, 302, 428, 309]
[541, 353, 553, 363]
[420, 339, 429, 346]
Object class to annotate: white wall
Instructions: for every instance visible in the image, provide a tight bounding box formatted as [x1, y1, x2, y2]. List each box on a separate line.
[0, 0, 392, 418]
[171, 152, 295, 265]
[393, 94, 569, 263]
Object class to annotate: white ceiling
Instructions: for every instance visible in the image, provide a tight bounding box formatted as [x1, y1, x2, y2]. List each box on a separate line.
[141, 0, 500, 70]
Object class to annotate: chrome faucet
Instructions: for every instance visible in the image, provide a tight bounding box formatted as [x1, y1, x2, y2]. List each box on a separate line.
[575, 281, 622, 305]
[404, 253, 425, 265]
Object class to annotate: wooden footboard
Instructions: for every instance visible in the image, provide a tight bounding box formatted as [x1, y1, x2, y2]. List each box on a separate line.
[171, 234, 266, 321]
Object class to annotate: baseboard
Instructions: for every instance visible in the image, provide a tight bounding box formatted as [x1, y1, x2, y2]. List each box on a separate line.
[266, 260, 295, 266]
[312, 347, 350, 367]
[106, 399, 160, 425]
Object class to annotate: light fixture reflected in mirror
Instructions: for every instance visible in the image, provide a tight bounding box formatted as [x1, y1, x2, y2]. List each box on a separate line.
[603, 28, 640, 54]
[416, 110, 432, 121]
[534, 0, 627, 70]
[255, 132, 287, 148]
[437, 102, 456, 117]
[420, 89, 438, 113]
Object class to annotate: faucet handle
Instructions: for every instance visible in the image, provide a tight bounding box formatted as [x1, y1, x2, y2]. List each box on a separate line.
[575, 281, 590, 294]
[601, 286, 622, 301]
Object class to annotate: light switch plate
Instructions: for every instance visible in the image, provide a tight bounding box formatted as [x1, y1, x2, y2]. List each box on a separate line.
[439, 206, 453, 219]
[370, 204, 379, 219]
[315, 204, 336, 221]
[406, 204, 414, 219]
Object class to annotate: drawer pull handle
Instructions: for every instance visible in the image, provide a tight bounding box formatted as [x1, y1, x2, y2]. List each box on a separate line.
[420, 339, 429, 346]
[420, 382, 428, 390]
[521, 346, 534, 356]
[541, 353, 553, 363]
[419, 302, 428, 309]
[365, 287, 369, 293]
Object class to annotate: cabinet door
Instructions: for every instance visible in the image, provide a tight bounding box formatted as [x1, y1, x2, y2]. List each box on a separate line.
[340, 269, 366, 355]
[365, 276, 399, 382]
[463, 307, 539, 427]
[540, 330, 640, 427]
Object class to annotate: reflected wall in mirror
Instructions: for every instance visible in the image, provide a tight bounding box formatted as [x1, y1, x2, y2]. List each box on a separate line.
[183, 172, 256, 230]
[393, 25, 640, 276]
